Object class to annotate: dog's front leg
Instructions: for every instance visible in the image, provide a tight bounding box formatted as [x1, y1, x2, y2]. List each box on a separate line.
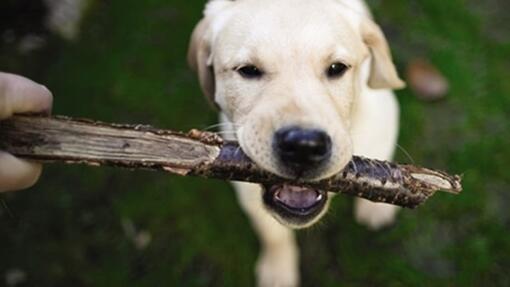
[233, 181, 299, 287]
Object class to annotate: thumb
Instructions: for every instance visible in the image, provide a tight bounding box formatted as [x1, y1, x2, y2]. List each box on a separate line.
[0, 72, 53, 119]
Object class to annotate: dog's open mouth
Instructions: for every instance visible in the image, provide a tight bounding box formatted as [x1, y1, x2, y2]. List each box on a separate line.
[262, 183, 328, 220]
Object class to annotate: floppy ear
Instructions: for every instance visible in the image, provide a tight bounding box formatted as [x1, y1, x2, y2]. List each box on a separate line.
[361, 19, 406, 90]
[187, 18, 218, 109]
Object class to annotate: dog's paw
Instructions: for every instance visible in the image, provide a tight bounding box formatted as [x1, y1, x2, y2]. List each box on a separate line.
[256, 245, 299, 287]
[354, 198, 400, 230]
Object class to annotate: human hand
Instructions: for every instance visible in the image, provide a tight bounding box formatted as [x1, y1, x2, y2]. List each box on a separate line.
[0, 72, 53, 192]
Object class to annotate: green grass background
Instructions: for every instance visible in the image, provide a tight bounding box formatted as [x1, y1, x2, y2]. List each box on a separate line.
[1, 0, 509, 286]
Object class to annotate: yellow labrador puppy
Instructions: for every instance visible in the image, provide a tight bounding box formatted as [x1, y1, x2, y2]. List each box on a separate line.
[188, 0, 405, 285]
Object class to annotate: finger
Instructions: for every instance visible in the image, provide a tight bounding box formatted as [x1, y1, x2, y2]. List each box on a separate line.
[0, 72, 53, 120]
[0, 151, 43, 192]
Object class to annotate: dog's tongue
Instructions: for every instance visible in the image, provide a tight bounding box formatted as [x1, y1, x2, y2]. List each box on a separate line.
[274, 184, 321, 209]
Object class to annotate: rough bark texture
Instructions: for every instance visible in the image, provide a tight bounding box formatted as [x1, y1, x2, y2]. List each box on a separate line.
[0, 115, 462, 208]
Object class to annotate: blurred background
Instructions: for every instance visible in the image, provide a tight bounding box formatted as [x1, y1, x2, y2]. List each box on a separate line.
[0, 0, 509, 286]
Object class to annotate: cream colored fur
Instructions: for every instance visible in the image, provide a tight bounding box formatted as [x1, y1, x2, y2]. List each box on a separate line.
[188, 0, 405, 285]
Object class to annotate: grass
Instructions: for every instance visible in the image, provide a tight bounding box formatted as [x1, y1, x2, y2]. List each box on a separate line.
[0, 0, 509, 286]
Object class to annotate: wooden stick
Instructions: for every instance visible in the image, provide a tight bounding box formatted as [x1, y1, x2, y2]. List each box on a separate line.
[0, 115, 462, 208]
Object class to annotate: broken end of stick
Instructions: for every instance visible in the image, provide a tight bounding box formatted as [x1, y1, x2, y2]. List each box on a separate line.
[405, 165, 463, 195]
[446, 174, 463, 194]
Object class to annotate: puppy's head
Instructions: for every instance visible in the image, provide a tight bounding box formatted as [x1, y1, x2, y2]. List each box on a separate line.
[188, 0, 404, 228]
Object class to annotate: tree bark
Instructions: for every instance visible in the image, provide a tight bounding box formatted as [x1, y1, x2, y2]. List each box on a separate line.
[0, 115, 462, 208]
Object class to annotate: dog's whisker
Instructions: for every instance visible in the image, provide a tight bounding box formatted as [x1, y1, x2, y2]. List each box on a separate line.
[214, 131, 238, 135]
[395, 144, 415, 164]
[351, 158, 359, 174]
[234, 145, 242, 157]
[214, 130, 237, 133]
[203, 122, 241, 131]
[349, 134, 415, 164]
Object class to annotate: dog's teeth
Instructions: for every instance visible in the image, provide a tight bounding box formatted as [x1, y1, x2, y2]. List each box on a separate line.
[316, 193, 323, 201]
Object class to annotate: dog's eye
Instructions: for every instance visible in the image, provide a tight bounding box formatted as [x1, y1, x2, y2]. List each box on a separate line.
[326, 62, 349, 78]
[237, 65, 264, 79]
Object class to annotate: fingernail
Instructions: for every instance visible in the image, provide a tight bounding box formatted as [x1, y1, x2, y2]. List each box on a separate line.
[39, 84, 53, 115]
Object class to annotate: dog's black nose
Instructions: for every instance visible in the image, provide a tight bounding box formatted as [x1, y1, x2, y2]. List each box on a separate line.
[274, 127, 332, 171]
